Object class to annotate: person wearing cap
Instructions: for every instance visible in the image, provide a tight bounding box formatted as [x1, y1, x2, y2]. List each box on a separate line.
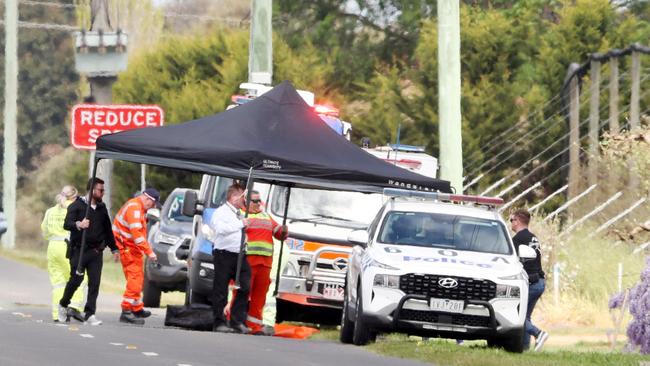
[113, 188, 160, 324]
[42, 185, 86, 322]
[58, 178, 119, 326]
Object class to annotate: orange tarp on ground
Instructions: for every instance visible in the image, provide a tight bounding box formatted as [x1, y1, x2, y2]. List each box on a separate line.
[273, 324, 320, 339]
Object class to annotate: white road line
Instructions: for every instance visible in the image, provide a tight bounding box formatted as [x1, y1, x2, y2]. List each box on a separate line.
[177, 364, 192, 366]
[80, 334, 94, 338]
[110, 342, 124, 346]
[55, 323, 68, 327]
[0, 306, 4, 310]
[11, 312, 24, 317]
[142, 352, 158, 357]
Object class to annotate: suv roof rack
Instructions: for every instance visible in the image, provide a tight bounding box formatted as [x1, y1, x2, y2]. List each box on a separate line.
[383, 188, 504, 208]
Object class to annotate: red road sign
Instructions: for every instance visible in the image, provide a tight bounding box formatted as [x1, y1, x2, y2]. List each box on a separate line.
[71, 104, 164, 150]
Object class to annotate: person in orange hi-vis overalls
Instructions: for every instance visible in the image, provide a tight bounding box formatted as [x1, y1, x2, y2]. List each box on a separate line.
[113, 188, 160, 325]
[240, 190, 288, 336]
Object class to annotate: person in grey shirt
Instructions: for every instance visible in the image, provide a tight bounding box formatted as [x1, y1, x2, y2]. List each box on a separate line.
[205, 183, 251, 333]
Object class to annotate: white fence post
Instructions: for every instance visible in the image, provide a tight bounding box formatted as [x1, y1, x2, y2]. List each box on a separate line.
[561, 192, 623, 235]
[496, 179, 522, 198]
[618, 262, 623, 293]
[480, 177, 506, 196]
[499, 181, 541, 213]
[543, 184, 598, 222]
[553, 263, 560, 306]
[529, 184, 568, 212]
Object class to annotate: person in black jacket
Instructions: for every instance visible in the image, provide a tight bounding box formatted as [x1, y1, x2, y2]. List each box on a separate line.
[510, 208, 549, 352]
[58, 178, 119, 326]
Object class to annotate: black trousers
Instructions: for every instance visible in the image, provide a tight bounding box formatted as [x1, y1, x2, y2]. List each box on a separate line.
[59, 246, 104, 316]
[212, 249, 251, 327]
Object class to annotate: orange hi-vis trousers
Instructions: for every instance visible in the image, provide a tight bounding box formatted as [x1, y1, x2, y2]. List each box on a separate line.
[228, 256, 272, 333]
[119, 249, 145, 313]
[246, 259, 272, 333]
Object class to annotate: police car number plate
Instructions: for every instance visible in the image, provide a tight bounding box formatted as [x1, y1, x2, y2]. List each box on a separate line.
[429, 298, 464, 313]
[323, 284, 344, 301]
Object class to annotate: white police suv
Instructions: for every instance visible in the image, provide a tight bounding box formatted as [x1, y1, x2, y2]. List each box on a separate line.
[340, 189, 537, 352]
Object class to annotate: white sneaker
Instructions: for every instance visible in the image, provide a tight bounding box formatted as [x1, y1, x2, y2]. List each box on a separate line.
[534, 330, 549, 352]
[57, 305, 68, 323]
[85, 315, 102, 326]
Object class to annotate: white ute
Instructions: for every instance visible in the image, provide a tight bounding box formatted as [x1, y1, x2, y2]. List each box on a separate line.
[340, 188, 537, 353]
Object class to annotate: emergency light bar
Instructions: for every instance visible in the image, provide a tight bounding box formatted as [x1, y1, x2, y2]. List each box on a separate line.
[383, 188, 504, 206]
[313, 104, 340, 117]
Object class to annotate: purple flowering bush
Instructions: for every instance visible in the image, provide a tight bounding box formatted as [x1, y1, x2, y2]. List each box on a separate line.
[627, 258, 650, 353]
[609, 291, 626, 310]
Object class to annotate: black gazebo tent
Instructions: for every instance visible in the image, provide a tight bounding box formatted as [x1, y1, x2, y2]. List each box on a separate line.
[95, 81, 451, 193]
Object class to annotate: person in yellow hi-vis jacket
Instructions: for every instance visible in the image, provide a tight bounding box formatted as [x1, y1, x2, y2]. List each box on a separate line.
[41, 185, 86, 322]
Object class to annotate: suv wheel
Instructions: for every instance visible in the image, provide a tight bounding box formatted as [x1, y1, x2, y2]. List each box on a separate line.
[339, 279, 354, 344]
[487, 328, 525, 353]
[352, 283, 372, 346]
[502, 328, 525, 353]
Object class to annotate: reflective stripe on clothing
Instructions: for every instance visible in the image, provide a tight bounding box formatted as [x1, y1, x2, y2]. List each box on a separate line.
[246, 241, 274, 256]
[243, 211, 278, 257]
[247, 315, 264, 325]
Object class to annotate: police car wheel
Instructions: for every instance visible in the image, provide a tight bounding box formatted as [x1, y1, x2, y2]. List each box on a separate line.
[352, 283, 372, 346]
[339, 279, 354, 344]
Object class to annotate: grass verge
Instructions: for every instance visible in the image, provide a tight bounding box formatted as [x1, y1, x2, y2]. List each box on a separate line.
[366, 335, 650, 366]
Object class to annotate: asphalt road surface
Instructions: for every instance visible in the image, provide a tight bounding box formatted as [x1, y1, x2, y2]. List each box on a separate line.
[0, 256, 428, 366]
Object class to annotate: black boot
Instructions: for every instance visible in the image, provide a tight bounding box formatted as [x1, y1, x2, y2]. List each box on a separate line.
[67, 308, 85, 323]
[119, 311, 145, 325]
[133, 309, 151, 318]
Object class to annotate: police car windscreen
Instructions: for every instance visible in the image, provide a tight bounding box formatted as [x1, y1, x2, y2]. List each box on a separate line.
[378, 211, 512, 255]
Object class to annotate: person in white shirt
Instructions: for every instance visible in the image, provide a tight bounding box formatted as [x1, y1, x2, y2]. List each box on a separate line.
[206, 183, 251, 334]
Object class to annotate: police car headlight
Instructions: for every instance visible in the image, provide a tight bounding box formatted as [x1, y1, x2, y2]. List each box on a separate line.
[498, 272, 526, 281]
[155, 231, 180, 245]
[373, 274, 400, 289]
[496, 284, 520, 298]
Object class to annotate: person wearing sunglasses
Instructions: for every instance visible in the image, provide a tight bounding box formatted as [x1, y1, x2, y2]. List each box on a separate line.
[58, 178, 119, 326]
[510, 208, 549, 351]
[235, 190, 288, 336]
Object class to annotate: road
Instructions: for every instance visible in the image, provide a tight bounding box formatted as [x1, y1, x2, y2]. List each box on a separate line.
[0, 256, 428, 366]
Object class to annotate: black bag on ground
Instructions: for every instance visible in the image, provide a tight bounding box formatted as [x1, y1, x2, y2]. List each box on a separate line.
[164, 304, 213, 331]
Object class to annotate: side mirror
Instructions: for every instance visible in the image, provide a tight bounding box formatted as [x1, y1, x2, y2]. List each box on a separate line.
[146, 208, 160, 223]
[518, 245, 537, 260]
[182, 190, 198, 217]
[348, 230, 369, 247]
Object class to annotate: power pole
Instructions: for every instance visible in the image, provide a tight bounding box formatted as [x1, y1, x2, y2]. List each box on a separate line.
[248, 0, 272, 85]
[2, 0, 18, 249]
[588, 59, 600, 187]
[437, 0, 463, 192]
[75, 0, 128, 212]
